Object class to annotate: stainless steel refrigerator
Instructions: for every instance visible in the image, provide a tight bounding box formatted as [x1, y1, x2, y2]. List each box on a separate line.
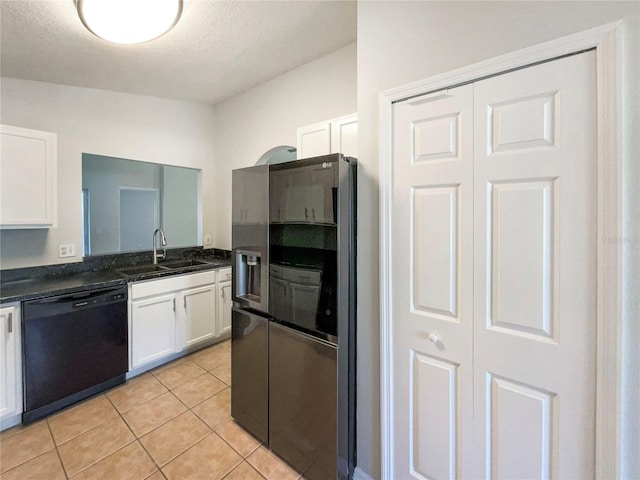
[231, 153, 356, 480]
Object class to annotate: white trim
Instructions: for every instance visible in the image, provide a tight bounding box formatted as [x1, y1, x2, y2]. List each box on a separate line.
[593, 24, 624, 480]
[379, 22, 623, 478]
[352, 466, 375, 480]
[378, 80, 395, 480]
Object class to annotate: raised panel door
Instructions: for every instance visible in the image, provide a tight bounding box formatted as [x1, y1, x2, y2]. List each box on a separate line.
[0, 126, 57, 229]
[131, 294, 177, 369]
[183, 284, 217, 347]
[331, 114, 358, 158]
[390, 51, 597, 479]
[473, 51, 596, 478]
[297, 122, 331, 159]
[392, 84, 475, 478]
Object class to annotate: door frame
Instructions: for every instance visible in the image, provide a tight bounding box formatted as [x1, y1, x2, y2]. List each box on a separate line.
[379, 22, 623, 479]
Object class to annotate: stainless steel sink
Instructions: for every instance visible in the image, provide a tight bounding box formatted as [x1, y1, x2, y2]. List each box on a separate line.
[161, 259, 210, 269]
[117, 264, 170, 275]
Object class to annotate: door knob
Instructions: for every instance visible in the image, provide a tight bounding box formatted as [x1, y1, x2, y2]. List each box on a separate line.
[427, 332, 439, 344]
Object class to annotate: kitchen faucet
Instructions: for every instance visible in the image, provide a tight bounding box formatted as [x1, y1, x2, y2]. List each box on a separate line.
[152, 228, 167, 264]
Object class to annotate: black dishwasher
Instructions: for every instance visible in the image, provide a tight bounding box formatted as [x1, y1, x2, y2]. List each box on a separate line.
[22, 285, 128, 423]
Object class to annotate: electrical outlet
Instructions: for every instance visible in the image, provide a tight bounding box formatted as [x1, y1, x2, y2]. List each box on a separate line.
[204, 234, 212, 245]
[58, 243, 76, 258]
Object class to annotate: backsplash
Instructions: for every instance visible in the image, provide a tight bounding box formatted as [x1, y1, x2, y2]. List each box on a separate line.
[0, 247, 231, 283]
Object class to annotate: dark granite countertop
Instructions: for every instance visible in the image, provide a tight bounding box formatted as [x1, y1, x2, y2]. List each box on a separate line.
[0, 270, 127, 303]
[0, 248, 232, 304]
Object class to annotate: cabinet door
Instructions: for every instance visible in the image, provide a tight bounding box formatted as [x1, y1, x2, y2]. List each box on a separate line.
[233, 166, 269, 225]
[269, 170, 290, 223]
[269, 277, 290, 323]
[285, 168, 311, 222]
[309, 164, 337, 224]
[183, 284, 217, 348]
[0, 305, 21, 423]
[0, 125, 57, 229]
[289, 283, 321, 331]
[131, 294, 177, 369]
[331, 114, 358, 158]
[296, 122, 331, 159]
[217, 281, 232, 335]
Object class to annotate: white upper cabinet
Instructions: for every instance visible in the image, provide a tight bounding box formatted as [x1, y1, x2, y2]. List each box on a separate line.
[0, 125, 57, 229]
[296, 113, 357, 159]
[296, 121, 331, 159]
[331, 113, 358, 159]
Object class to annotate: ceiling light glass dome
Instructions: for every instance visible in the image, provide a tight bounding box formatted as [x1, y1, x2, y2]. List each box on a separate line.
[77, 0, 183, 45]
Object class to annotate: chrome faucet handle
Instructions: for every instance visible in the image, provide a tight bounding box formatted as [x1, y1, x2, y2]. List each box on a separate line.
[152, 228, 168, 264]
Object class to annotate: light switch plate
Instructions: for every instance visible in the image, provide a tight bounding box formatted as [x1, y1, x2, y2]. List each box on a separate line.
[58, 243, 76, 258]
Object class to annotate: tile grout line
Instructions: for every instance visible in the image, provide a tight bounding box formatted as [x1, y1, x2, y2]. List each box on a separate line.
[2, 342, 245, 480]
[45, 416, 70, 480]
[107, 365, 222, 478]
[105, 386, 168, 480]
[71, 399, 139, 479]
[153, 353, 249, 479]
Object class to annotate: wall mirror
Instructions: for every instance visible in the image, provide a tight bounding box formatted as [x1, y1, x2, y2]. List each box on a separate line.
[82, 153, 202, 256]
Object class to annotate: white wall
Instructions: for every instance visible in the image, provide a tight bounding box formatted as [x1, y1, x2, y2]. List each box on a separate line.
[211, 43, 357, 249]
[0, 79, 216, 269]
[357, 2, 640, 478]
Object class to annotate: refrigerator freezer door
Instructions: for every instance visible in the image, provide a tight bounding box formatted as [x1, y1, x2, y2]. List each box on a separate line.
[231, 308, 268, 444]
[269, 321, 337, 480]
[232, 164, 269, 313]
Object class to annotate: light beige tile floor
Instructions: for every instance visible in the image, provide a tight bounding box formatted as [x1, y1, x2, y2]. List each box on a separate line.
[0, 340, 303, 480]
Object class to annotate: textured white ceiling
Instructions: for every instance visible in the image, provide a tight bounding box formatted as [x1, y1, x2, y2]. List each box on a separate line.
[0, 0, 357, 105]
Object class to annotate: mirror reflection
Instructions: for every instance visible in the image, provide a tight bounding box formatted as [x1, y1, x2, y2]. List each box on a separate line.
[82, 153, 201, 256]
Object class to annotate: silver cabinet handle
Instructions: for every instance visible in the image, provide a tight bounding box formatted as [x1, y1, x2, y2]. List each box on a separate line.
[7, 312, 12, 333]
[184, 297, 187, 310]
[312, 208, 316, 221]
[172, 298, 176, 312]
[304, 207, 308, 219]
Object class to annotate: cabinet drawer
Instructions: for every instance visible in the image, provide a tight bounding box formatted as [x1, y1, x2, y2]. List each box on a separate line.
[218, 268, 232, 283]
[131, 270, 216, 300]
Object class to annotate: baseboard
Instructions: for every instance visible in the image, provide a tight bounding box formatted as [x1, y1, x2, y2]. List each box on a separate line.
[0, 413, 22, 432]
[353, 466, 375, 480]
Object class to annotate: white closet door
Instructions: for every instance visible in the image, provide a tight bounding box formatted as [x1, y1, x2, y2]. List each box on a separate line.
[390, 51, 597, 480]
[473, 51, 597, 478]
[391, 85, 475, 479]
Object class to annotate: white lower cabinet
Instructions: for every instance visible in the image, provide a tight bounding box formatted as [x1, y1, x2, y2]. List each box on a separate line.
[129, 269, 230, 371]
[183, 284, 217, 348]
[217, 268, 232, 336]
[0, 303, 22, 429]
[130, 294, 178, 369]
[217, 281, 231, 335]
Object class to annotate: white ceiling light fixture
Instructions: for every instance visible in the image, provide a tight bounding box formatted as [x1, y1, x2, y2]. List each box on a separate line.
[76, 0, 183, 45]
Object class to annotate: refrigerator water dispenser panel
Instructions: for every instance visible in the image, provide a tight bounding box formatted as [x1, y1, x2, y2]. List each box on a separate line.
[235, 249, 263, 305]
